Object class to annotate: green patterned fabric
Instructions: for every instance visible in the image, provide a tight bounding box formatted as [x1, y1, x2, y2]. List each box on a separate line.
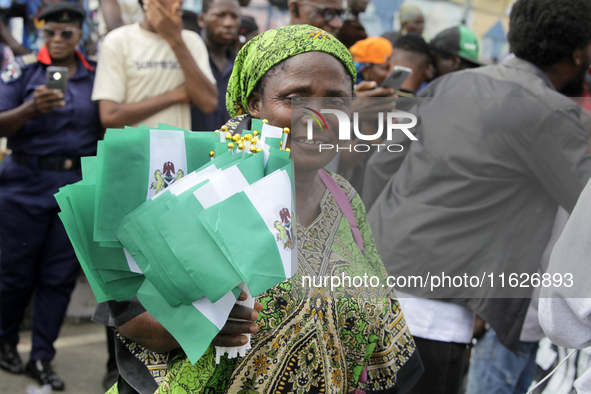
[226, 24, 356, 117]
[154, 117, 417, 394]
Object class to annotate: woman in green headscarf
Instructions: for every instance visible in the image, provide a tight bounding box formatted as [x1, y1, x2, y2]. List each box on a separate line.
[155, 24, 422, 394]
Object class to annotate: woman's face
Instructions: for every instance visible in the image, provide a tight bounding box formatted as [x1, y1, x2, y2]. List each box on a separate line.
[247, 52, 353, 173]
[42, 21, 82, 62]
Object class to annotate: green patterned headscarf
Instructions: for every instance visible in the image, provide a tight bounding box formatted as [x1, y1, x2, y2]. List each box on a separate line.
[226, 24, 356, 117]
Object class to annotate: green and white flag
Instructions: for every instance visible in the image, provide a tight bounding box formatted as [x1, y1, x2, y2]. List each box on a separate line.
[258, 124, 284, 165]
[56, 157, 144, 302]
[137, 279, 243, 364]
[152, 152, 265, 304]
[115, 163, 226, 307]
[199, 168, 297, 297]
[58, 122, 296, 363]
[94, 128, 224, 245]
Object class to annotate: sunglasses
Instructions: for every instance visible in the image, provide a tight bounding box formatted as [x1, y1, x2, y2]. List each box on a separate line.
[42, 27, 80, 41]
[298, 1, 345, 23]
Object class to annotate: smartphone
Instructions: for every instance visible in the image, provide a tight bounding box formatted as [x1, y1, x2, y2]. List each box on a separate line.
[381, 65, 413, 90]
[45, 66, 68, 94]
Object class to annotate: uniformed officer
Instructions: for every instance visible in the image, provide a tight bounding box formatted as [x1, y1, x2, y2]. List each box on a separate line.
[0, 3, 102, 390]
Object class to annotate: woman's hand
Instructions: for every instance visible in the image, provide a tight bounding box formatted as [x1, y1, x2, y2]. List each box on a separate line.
[32, 85, 65, 115]
[212, 291, 263, 347]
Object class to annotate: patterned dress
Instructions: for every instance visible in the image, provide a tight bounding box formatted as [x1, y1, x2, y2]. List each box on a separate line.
[155, 116, 417, 393]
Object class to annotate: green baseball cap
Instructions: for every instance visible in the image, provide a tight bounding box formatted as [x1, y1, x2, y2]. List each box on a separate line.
[430, 25, 482, 66]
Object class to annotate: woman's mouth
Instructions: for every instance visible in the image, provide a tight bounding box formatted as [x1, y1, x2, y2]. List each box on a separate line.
[293, 138, 325, 145]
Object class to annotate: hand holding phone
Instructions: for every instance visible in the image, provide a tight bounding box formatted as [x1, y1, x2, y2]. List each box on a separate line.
[32, 85, 65, 115]
[381, 65, 413, 91]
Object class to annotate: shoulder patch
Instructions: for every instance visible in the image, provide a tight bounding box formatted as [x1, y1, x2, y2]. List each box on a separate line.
[17, 53, 38, 67]
[2, 53, 41, 83]
[1, 62, 23, 84]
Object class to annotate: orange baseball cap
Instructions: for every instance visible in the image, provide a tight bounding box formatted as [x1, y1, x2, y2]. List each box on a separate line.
[349, 36, 393, 64]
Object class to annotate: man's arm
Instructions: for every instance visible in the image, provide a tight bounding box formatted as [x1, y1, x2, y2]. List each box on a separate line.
[0, 18, 28, 56]
[99, 85, 189, 129]
[99, 0, 125, 32]
[146, 0, 217, 114]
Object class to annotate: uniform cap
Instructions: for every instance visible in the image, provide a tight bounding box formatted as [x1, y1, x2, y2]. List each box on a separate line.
[38, 2, 86, 24]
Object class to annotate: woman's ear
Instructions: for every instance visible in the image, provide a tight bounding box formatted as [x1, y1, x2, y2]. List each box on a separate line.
[247, 92, 262, 119]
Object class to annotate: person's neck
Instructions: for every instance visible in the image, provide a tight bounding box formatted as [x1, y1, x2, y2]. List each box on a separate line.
[544, 60, 576, 92]
[52, 55, 78, 75]
[140, 19, 157, 33]
[207, 38, 232, 72]
[205, 37, 231, 58]
[295, 167, 325, 227]
[295, 168, 319, 202]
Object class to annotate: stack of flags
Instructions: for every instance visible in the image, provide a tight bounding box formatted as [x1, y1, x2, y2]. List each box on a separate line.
[55, 119, 297, 363]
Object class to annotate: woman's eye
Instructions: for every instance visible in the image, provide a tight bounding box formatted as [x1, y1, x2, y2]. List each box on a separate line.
[326, 99, 350, 109]
[288, 97, 309, 108]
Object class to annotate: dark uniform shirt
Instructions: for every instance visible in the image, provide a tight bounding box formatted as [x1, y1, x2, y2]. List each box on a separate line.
[364, 57, 591, 351]
[0, 46, 101, 156]
[190, 48, 235, 131]
[0, 47, 102, 205]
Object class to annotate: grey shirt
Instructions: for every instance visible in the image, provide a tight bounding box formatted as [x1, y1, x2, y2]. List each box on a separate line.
[539, 179, 591, 394]
[364, 57, 591, 351]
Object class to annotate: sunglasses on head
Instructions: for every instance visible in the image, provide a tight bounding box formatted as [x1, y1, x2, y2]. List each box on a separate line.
[42, 27, 80, 41]
[298, 1, 345, 22]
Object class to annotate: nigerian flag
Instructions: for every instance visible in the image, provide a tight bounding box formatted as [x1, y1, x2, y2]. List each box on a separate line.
[151, 152, 265, 305]
[137, 279, 243, 364]
[56, 155, 144, 302]
[94, 128, 225, 245]
[199, 167, 297, 297]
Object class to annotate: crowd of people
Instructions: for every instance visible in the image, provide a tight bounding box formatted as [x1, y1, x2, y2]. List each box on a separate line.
[1, 0, 591, 393]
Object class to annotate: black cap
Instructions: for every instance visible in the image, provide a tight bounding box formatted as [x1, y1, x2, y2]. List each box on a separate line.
[430, 25, 482, 66]
[38, 2, 86, 24]
[238, 15, 258, 36]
